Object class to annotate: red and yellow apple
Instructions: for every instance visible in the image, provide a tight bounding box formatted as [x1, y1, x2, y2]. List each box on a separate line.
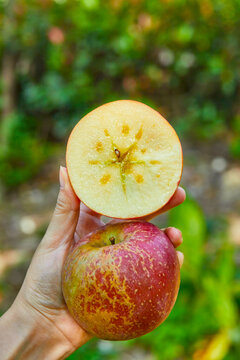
[66, 100, 183, 219]
[62, 221, 180, 340]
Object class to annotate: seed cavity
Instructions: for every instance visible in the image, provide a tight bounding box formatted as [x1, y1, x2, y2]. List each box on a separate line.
[96, 142, 103, 152]
[122, 161, 132, 173]
[135, 174, 144, 183]
[135, 126, 143, 141]
[100, 174, 111, 185]
[122, 124, 130, 135]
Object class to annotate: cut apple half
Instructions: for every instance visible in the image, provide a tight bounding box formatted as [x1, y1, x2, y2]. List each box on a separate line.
[66, 100, 183, 219]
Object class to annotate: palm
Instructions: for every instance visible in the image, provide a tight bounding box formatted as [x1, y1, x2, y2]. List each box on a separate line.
[18, 203, 104, 348]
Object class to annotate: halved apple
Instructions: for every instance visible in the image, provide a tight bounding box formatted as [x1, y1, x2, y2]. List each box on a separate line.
[66, 100, 183, 219]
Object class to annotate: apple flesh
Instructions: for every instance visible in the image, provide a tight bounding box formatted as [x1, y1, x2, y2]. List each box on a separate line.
[62, 221, 180, 340]
[66, 100, 183, 219]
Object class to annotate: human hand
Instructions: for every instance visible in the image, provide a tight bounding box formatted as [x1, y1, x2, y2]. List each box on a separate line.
[1, 166, 185, 360]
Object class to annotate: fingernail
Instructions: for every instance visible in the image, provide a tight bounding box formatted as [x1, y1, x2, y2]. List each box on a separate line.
[59, 166, 65, 189]
[177, 251, 184, 267]
[179, 186, 186, 194]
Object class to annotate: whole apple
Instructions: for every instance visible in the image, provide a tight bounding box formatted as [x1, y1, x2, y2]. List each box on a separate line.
[62, 221, 180, 340]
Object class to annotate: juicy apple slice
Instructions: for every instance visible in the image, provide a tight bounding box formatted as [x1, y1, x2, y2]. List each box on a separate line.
[66, 100, 182, 219]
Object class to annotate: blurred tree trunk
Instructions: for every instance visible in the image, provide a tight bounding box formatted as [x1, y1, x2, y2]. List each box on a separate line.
[1, 0, 17, 147]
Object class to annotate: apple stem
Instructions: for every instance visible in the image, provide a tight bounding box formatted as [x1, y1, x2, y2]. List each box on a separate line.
[109, 236, 116, 245]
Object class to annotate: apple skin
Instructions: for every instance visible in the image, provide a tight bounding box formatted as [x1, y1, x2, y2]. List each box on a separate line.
[62, 221, 180, 341]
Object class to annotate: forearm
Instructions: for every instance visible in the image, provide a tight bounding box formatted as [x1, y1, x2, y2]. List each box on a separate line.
[0, 302, 74, 360]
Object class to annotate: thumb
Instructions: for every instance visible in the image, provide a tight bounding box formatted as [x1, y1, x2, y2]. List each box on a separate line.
[41, 166, 80, 248]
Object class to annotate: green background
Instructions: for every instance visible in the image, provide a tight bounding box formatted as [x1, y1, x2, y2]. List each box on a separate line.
[0, 0, 240, 359]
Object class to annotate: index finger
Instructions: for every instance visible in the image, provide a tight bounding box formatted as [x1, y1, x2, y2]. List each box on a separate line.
[137, 187, 186, 221]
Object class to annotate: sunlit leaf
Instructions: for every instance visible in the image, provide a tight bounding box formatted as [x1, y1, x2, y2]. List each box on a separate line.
[193, 330, 230, 360]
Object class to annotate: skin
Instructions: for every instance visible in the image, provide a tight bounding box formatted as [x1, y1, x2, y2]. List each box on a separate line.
[0, 166, 185, 360]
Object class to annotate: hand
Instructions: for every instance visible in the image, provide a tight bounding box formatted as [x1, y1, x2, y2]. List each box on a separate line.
[1, 166, 185, 359]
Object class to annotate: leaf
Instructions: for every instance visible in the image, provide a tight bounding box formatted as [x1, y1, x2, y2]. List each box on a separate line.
[203, 275, 237, 328]
[193, 330, 230, 360]
[168, 196, 206, 281]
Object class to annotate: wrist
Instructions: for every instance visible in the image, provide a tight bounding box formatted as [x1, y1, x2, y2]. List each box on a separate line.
[0, 300, 74, 360]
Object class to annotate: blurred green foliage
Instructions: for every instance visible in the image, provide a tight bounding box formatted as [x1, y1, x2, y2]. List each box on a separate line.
[169, 198, 206, 280]
[67, 339, 117, 360]
[0, 112, 49, 186]
[1, 1, 240, 359]
[1, 0, 240, 185]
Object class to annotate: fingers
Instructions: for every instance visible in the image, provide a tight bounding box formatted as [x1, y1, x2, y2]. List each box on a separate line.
[163, 227, 184, 268]
[41, 166, 80, 248]
[164, 227, 183, 248]
[141, 187, 186, 221]
[80, 203, 102, 219]
[74, 203, 105, 242]
[107, 218, 127, 225]
[161, 187, 186, 214]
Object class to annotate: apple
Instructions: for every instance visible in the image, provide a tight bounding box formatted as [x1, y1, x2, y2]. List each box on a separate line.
[66, 100, 183, 219]
[62, 221, 180, 340]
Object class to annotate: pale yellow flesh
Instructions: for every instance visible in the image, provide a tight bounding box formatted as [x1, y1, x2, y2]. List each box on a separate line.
[67, 100, 182, 219]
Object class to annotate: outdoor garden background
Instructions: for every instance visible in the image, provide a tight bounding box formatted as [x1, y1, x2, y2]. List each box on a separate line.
[0, 0, 240, 359]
